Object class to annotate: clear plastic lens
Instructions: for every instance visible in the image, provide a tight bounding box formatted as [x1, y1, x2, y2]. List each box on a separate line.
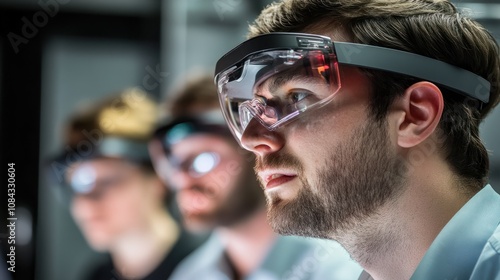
[168, 152, 221, 178]
[217, 49, 341, 141]
[239, 98, 281, 132]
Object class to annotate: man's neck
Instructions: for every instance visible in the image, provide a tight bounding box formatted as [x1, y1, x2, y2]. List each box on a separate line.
[336, 158, 473, 280]
[110, 211, 180, 279]
[217, 208, 277, 279]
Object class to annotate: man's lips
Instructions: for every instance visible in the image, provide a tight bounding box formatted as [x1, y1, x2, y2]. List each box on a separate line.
[258, 170, 297, 189]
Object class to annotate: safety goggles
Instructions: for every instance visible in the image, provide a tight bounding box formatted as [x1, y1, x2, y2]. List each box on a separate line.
[150, 111, 234, 183]
[168, 152, 221, 178]
[45, 136, 151, 201]
[214, 32, 491, 144]
[66, 161, 140, 199]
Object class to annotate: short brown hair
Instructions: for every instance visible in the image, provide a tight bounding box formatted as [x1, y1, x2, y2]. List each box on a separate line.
[248, 0, 500, 190]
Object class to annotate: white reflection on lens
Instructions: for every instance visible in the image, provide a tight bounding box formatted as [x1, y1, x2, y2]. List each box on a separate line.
[191, 152, 219, 176]
[70, 164, 96, 194]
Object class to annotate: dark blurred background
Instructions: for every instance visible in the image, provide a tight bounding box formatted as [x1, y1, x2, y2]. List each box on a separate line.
[0, 0, 498, 279]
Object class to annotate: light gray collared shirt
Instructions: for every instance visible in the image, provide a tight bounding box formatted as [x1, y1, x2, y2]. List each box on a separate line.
[359, 184, 500, 280]
[169, 233, 362, 280]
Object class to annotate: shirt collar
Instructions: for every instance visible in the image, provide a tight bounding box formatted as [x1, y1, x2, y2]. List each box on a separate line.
[410, 184, 500, 279]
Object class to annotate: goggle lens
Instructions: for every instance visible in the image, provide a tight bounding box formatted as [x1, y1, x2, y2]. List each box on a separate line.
[217, 49, 341, 143]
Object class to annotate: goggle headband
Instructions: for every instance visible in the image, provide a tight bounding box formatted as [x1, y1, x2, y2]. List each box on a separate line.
[215, 32, 490, 105]
[153, 114, 234, 155]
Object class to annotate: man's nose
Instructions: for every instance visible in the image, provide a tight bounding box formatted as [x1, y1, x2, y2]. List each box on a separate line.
[240, 118, 284, 158]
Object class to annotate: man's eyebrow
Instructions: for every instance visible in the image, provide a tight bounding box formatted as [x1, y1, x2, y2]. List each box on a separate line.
[255, 71, 311, 97]
[268, 74, 296, 94]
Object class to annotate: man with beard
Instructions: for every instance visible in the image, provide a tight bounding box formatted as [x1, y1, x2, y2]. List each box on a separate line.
[213, 0, 500, 279]
[47, 88, 204, 280]
[148, 75, 362, 280]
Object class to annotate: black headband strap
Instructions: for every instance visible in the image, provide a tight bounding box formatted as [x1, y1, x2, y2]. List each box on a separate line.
[215, 32, 490, 104]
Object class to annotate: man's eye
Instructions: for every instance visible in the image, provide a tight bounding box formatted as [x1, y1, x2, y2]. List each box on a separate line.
[289, 90, 311, 103]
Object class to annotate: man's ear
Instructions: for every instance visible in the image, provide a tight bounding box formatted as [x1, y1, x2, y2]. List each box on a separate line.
[395, 81, 444, 148]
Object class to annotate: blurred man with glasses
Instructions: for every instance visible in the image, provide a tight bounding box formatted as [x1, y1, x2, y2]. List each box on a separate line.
[47, 88, 203, 280]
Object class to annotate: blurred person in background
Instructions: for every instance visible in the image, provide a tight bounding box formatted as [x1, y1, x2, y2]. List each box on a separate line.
[148, 74, 362, 280]
[46, 88, 204, 280]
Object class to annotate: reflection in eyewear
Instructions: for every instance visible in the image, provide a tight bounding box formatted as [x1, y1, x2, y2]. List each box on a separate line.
[190, 152, 220, 176]
[70, 164, 97, 194]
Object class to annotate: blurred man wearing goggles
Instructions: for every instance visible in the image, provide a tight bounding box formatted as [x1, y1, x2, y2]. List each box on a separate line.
[47, 89, 202, 280]
[214, 0, 500, 279]
[149, 75, 362, 280]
